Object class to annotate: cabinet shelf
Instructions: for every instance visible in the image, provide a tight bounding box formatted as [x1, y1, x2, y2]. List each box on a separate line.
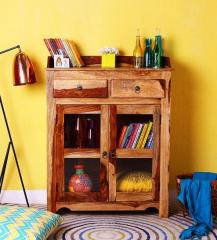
[64, 148, 100, 158]
[116, 148, 153, 158]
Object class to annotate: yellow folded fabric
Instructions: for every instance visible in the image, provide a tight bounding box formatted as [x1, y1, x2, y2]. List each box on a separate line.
[117, 171, 152, 192]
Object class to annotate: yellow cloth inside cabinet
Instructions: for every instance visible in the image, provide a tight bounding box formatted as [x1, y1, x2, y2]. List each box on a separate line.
[117, 171, 152, 192]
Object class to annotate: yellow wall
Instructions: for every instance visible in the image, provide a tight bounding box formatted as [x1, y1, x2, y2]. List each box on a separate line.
[0, 0, 217, 190]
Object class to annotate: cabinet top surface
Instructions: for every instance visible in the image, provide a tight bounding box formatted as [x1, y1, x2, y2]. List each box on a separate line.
[46, 66, 172, 72]
[46, 56, 172, 73]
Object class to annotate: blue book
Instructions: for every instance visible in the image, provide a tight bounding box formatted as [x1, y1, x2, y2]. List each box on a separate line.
[145, 129, 153, 148]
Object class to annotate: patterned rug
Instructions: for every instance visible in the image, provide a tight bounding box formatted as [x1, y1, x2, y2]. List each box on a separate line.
[48, 211, 217, 240]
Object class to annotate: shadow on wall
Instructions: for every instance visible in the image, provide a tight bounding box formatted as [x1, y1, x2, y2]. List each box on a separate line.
[169, 57, 197, 189]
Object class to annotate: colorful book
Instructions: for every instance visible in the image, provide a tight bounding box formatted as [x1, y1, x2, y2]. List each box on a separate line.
[61, 39, 77, 67]
[43, 39, 54, 57]
[121, 124, 133, 148]
[145, 129, 153, 148]
[136, 123, 148, 149]
[68, 41, 85, 67]
[118, 125, 128, 148]
[132, 123, 143, 149]
[141, 122, 153, 148]
[126, 123, 140, 148]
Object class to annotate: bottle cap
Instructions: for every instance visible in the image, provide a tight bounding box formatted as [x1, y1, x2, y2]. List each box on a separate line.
[145, 38, 152, 46]
[74, 164, 85, 170]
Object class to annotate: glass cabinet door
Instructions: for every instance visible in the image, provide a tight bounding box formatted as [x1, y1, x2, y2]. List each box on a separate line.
[55, 104, 108, 202]
[109, 105, 160, 202]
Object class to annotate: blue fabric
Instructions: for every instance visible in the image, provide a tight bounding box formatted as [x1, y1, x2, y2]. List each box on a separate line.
[193, 172, 217, 181]
[178, 172, 217, 240]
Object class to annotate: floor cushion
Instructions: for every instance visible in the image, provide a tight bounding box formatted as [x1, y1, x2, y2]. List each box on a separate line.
[0, 205, 62, 240]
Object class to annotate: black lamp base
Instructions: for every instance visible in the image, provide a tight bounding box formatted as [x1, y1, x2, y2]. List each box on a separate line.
[0, 96, 29, 207]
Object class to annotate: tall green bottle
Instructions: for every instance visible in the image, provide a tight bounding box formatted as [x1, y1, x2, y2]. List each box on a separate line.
[143, 38, 153, 68]
[153, 34, 163, 68]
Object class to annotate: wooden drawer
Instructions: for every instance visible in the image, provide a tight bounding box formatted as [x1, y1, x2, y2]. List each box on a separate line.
[53, 79, 108, 98]
[110, 79, 165, 98]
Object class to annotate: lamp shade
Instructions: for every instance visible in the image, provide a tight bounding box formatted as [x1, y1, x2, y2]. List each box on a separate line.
[13, 51, 36, 86]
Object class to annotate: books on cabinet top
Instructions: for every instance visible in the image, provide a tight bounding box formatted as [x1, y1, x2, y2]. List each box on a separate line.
[44, 38, 84, 67]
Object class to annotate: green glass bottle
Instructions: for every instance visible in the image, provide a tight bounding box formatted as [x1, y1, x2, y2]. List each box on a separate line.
[143, 38, 153, 68]
[133, 29, 143, 68]
[153, 34, 164, 68]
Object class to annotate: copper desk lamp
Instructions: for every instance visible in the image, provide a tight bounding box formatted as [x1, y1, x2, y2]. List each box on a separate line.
[0, 45, 36, 207]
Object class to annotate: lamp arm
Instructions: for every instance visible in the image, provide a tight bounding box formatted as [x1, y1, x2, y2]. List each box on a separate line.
[0, 45, 21, 55]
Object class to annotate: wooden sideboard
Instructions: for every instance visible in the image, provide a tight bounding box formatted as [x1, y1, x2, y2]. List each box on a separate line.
[46, 56, 172, 217]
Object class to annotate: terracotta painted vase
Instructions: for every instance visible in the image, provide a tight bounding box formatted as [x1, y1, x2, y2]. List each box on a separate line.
[68, 164, 92, 192]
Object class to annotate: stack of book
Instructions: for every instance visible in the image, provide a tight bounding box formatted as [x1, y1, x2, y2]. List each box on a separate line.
[44, 38, 84, 67]
[118, 121, 153, 149]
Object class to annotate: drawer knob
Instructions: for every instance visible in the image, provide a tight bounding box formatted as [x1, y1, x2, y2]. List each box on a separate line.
[135, 85, 141, 93]
[77, 85, 83, 91]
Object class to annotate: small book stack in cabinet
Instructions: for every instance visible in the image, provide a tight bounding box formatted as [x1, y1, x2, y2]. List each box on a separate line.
[46, 56, 172, 217]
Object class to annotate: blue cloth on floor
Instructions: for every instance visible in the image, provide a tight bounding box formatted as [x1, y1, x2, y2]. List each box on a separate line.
[178, 172, 217, 240]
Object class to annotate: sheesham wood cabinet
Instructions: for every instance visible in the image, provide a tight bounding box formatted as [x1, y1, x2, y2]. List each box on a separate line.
[46, 56, 172, 217]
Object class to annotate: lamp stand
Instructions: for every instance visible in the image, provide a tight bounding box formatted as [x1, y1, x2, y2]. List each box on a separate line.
[0, 96, 29, 207]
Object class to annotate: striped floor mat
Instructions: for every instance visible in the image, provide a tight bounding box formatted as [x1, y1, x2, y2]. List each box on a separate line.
[48, 212, 217, 240]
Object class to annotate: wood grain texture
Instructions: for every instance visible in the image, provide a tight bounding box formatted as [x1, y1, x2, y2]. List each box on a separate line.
[111, 79, 165, 98]
[55, 105, 65, 202]
[56, 201, 159, 211]
[46, 71, 57, 212]
[64, 148, 100, 158]
[117, 105, 157, 115]
[100, 105, 109, 201]
[54, 79, 108, 98]
[116, 149, 153, 158]
[159, 72, 171, 218]
[109, 105, 117, 202]
[56, 98, 161, 105]
[152, 106, 161, 201]
[116, 192, 152, 202]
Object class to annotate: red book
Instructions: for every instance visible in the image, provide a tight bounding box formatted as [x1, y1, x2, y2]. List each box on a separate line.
[44, 39, 54, 57]
[118, 126, 128, 148]
[126, 123, 140, 148]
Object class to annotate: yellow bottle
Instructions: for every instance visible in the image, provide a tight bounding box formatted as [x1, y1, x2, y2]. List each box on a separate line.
[133, 29, 143, 68]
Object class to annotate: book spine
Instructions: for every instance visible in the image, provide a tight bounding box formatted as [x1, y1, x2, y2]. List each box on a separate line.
[55, 38, 66, 56]
[118, 126, 128, 148]
[132, 124, 143, 149]
[50, 38, 59, 55]
[69, 41, 85, 66]
[58, 39, 73, 66]
[145, 129, 153, 148]
[136, 123, 148, 149]
[68, 41, 84, 67]
[61, 39, 77, 67]
[43, 39, 54, 57]
[141, 122, 153, 148]
[122, 124, 133, 148]
[126, 123, 140, 148]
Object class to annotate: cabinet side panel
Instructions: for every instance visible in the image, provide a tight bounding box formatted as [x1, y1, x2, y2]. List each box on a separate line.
[159, 73, 171, 217]
[46, 71, 56, 212]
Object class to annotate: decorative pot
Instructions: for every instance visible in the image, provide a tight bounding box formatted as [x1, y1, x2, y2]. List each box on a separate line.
[68, 164, 92, 192]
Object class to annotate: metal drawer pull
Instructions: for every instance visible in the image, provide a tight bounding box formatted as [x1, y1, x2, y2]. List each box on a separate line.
[77, 85, 83, 91]
[135, 85, 141, 93]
